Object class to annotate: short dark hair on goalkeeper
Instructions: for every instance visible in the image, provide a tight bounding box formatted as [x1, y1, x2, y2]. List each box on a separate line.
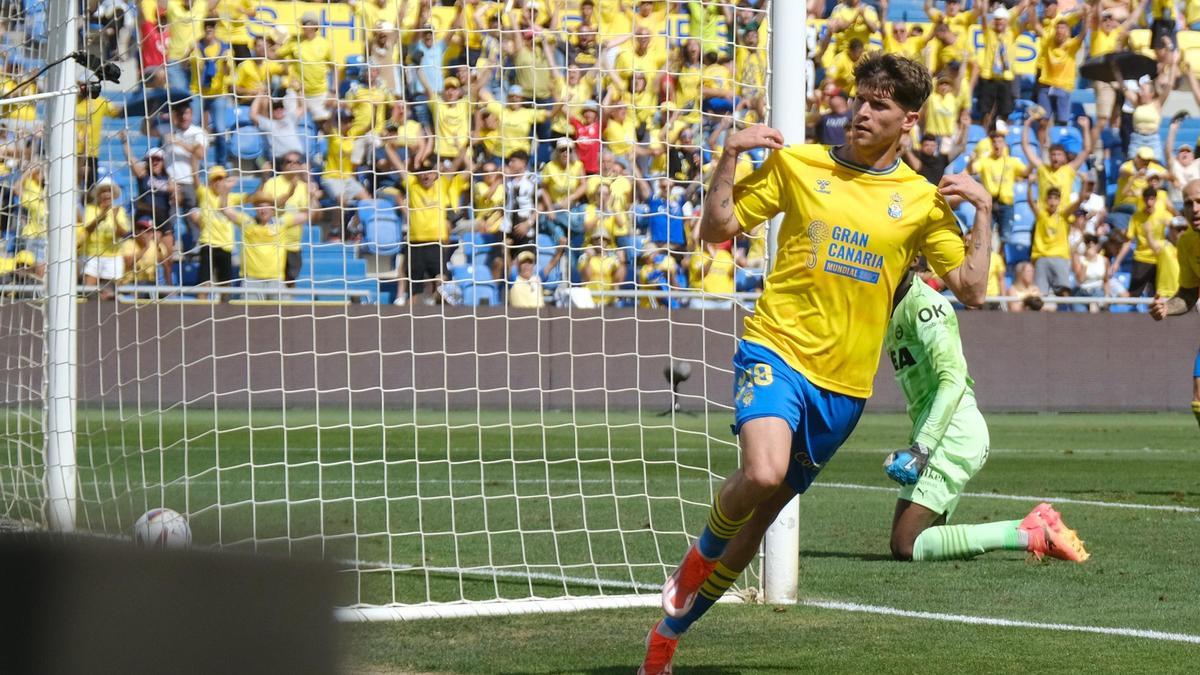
[853, 53, 933, 113]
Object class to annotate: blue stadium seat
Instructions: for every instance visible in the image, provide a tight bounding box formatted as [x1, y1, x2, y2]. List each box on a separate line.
[231, 127, 263, 160]
[358, 200, 402, 257]
[1050, 125, 1084, 155]
[1012, 180, 1029, 205]
[947, 153, 969, 175]
[967, 125, 987, 144]
[1012, 202, 1035, 234]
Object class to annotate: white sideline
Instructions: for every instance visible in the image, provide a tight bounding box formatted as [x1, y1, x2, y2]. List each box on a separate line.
[801, 600, 1200, 645]
[334, 561, 1200, 645]
[128, 476, 1200, 514]
[815, 482, 1200, 514]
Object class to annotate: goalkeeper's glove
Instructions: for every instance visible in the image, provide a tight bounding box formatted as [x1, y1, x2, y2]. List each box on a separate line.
[883, 442, 931, 486]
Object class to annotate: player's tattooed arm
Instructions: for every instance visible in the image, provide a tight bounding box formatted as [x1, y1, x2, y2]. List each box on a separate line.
[700, 125, 784, 244]
[937, 173, 993, 307]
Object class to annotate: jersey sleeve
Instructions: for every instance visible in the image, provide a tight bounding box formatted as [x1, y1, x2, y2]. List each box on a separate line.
[1180, 235, 1200, 290]
[732, 149, 788, 233]
[911, 292, 970, 449]
[919, 193, 966, 279]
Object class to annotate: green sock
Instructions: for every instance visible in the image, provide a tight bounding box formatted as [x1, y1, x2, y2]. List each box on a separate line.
[912, 520, 1025, 561]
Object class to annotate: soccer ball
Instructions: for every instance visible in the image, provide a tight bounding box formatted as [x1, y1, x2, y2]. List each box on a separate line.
[132, 508, 192, 550]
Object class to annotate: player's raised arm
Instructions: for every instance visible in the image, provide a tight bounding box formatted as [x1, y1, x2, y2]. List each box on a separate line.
[699, 125, 783, 244]
[936, 173, 993, 307]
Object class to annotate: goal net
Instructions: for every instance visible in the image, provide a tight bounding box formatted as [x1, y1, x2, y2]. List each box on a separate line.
[0, 0, 779, 619]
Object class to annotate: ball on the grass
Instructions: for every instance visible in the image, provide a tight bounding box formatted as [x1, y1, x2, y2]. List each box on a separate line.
[132, 508, 192, 550]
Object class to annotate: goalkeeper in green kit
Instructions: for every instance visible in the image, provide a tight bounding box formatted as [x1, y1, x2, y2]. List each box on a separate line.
[882, 261, 1089, 563]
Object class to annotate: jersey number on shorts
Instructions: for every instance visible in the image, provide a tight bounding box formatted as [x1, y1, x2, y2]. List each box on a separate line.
[889, 347, 917, 371]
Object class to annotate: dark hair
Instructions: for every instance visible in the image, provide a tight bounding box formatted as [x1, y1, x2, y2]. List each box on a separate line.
[853, 53, 932, 112]
[507, 150, 530, 164]
[921, 133, 936, 143]
[1023, 295, 1045, 311]
[1142, 186, 1159, 200]
[848, 38, 864, 51]
[1049, 143, 1067, 156]
[1083, 233, 1099, 246]
[170, 101, 191, 115]
[1046, 187, 1062, 199]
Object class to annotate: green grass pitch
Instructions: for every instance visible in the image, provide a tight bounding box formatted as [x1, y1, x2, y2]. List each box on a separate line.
[56, 410, 1200, 673]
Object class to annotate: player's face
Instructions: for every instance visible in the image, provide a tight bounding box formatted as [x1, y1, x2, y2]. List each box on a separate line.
[1183, 181, 1200, 230]
[848, 89, 918, 151]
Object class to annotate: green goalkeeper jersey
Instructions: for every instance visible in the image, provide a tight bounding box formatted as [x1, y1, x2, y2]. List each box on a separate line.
[883, 276, 976, 449]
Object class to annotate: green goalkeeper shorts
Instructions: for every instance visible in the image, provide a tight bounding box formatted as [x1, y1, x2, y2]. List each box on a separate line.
[898, 400, 990, 520]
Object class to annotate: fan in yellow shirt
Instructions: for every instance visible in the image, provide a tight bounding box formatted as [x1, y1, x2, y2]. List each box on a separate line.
[234, 36, 288, 104]
[14, 165, 47, 274]
[275, 12, 333, 121]
[1113, 187, 1173, 297]
[79, 183, 131, 298]
[827, 0, 882, 54]
[972, 128, 1030, 240]
[482, 87, 554, 159]
[241, 194, 303, 291]
[211, 0, 254, 58]
[1020, 113, 1092, 204]
[1156, 219, 1187, 298]
[735, 28, 767, 123]
[577, 229, 625, 306]
[1027, 186, 1077, 293]
[690, 241, 737, 310]
[1034, 21, 1084, 124]
[165, 0, 208, 68]
[429, 77, 471, 169]
[76, 92, 122, 189]
[472, 162, 506, 235]
[192, 166, 244, 292]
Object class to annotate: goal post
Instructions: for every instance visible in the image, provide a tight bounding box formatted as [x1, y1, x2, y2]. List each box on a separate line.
[43, 0, 80, 533]
[760, 0, 806, 606]
[0, 0, 805, 620]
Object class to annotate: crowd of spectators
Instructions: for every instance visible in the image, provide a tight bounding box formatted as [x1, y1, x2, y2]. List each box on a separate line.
[810, 0, 1200, 311]
[0, 0, 1197, 309]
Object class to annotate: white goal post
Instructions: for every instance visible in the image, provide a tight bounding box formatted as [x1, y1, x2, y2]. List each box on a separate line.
[0, 0, 809, 620]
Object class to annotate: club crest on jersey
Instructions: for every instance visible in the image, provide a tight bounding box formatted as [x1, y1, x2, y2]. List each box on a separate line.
[815, 179, 831, 194]
[888, 193, 903, 219]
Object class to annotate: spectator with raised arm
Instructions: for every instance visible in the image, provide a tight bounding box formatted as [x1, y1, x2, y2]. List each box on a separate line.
[79, 182, 131, 301]
[121, 132, 177, 285]
[275, 12, 333, 122]
[1166, 112, 1200, 206]
[1021, 113, 1093, 204]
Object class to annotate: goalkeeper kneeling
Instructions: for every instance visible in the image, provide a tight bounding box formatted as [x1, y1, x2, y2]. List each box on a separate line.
[883, 262, 1089, 563]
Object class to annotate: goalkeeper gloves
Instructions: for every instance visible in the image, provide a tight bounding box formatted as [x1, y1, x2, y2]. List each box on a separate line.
[883, 442, 931, 486]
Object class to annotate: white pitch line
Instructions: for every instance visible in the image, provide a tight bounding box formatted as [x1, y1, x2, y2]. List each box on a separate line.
[816, 482, 1200, 514]
[331, 561, 1200, 644]
[802, 600, 1200, 645]
[104, 476, 1200, 514]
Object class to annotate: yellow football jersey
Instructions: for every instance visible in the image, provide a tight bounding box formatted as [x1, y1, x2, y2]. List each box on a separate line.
[733, 144, 966, 398]
[1174, 228, 1200, 290]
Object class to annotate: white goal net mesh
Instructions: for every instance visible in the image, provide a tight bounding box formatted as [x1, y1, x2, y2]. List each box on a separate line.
[0, 0, 774, 614]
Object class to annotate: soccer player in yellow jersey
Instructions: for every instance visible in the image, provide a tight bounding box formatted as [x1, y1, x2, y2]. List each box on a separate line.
[640, 53, 994, 675]
[1149, 179, 1200, 431]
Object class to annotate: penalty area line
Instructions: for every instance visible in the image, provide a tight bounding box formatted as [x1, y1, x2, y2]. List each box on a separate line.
[815, 482, 1200, 514]
[802, 599, 1200, 645]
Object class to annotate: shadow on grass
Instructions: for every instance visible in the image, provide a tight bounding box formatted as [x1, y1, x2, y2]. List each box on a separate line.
[800, 550, 894, 562]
